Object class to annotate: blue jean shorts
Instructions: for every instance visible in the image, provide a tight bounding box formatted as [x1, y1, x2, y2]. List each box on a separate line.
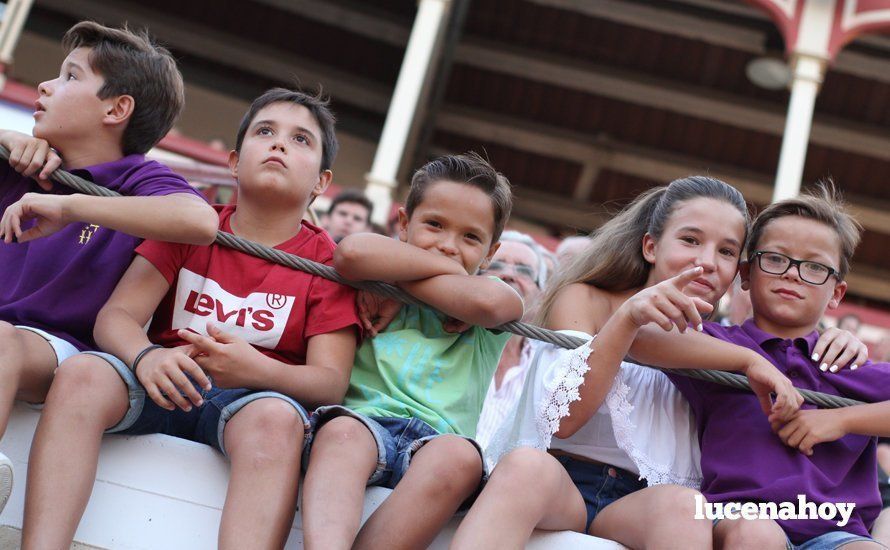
[712, 518, 883, 550]
[308, 405, 486, 494]
[554, 454, 647, 532]
[85, 351, 310, 456]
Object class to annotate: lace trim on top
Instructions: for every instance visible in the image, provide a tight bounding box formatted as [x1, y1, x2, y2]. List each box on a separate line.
[534, 340, 594, 449]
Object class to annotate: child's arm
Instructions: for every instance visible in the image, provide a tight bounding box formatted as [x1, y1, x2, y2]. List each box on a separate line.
[627, 325, 803, 419]
[335, 232, 523, 328]
[555, 267, 715, 437]
[95, 257, 211, 412]
[397, 275, 523, 328]
[334, 233, 467, 281]
[1, 191, 218, 245]
[178, 324, 357, 408]
[0, 130, 217, 245]
[771, 402, 890, 456]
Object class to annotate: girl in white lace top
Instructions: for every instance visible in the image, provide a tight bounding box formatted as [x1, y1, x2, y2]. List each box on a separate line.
[451, 177, 794, 549]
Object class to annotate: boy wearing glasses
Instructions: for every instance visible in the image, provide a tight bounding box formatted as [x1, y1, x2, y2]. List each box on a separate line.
[636, 184, 889, 548]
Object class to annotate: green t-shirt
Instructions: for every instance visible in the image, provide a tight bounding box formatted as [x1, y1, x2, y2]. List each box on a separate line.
[344, 303, 511, 437]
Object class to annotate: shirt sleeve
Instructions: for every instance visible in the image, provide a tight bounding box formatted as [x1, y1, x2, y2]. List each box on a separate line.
[122, 162, 206, 200]
[136, 239, 191, 285]
[304, 273, 362, 340]
[829, 361, 890, 403]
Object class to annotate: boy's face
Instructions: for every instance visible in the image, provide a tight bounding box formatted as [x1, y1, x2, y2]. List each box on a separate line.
[34, 48, 112, 148]
[398, 180, 499, 275]
[742, 215, 847, 334]
[229, 102, 331, 207]
[326, 202, 370, 242]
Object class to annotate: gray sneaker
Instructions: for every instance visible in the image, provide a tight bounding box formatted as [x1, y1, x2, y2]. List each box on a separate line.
[0, 452, 12, 514]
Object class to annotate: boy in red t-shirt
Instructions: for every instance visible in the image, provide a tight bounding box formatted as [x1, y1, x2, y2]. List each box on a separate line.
[23, 89, 360, 549]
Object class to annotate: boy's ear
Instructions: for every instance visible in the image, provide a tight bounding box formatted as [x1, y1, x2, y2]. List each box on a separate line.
[103, 95, 135, 127]
[642, 232, 657, 264]
[827, 280, 847, 311]
[227, 150, 239, 179]
[311, 170, 333, 200]
[397, 207, 410, 242]
[478, 241, 501, 272]
[739, 260, 751, 291]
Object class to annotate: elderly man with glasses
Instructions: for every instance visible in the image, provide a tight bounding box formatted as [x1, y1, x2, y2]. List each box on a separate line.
[475, 230, 551, 450]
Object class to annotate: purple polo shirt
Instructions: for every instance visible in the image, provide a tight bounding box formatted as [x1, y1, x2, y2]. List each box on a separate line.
[0, 156, 203, 351]
[667, 319, 890, 544]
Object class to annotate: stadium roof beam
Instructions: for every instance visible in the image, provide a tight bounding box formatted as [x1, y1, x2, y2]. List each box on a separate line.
[435, 105, 890, 236]
[36, 0, 392, 114]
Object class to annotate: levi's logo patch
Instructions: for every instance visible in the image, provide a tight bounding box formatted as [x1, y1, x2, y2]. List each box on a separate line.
[173, 269, 294, 348]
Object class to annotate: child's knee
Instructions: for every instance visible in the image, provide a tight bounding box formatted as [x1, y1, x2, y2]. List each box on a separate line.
[0, 322, 27, 371]
[492, 447, 558, 487]
[415, 435, 483, 487]
[227, 398, 305, 457]
[313, 415, 374, 452]
[716, 518, 785, 549]
[51, 355, 122, 401]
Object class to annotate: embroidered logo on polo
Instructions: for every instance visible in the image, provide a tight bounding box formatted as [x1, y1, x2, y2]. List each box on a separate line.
[77, 224, 100, 244]
[172, 268, 294, 348]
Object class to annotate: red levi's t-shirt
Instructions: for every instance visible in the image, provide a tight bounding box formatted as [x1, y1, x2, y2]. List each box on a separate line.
[136, 204, 360, 365]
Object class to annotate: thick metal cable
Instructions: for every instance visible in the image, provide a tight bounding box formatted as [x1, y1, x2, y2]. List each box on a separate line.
[0, 146, 863, 409]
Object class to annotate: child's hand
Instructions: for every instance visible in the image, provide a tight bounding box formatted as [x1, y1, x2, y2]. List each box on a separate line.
[812, 327, 869, 373]
[4, 132, 61, 190]
[743, 358, 804, 421]
[178, 324, 265, 388]
[620, 267, 713, 333]
[0, 192, 71, 243]
[769, 409, 847, 456]
[135, 344, 211, 412]
[357, 290, 402, 337]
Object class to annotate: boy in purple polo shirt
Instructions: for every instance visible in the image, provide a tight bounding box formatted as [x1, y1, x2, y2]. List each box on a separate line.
[0, 21, 217, 513]
[648, 185, 887, 548]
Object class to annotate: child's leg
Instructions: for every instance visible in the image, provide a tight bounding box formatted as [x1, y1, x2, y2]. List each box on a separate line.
[302, 415, 379, 550]
[713, 517, 786, 549]
[354, 434, 484, 550]
[590, 485, 712, 550]
[450, 447, 587, 549]
[216, 397, 306, 550]
[21, 353, 130, 550]
[0, 323, 61, 436]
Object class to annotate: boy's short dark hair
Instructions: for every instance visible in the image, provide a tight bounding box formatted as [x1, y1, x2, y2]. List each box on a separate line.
[63, 21, 184, 155]
[328, 189, 373, 220]
[235, 88, 338, 172]
[747, 182, 862, 279]
[406, 152, 512, 244]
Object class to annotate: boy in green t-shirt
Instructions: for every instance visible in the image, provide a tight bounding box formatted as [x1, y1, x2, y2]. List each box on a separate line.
[301, 153, 523, 549]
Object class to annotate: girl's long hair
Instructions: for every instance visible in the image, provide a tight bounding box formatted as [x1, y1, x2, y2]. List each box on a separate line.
[534, 176, 749, 325]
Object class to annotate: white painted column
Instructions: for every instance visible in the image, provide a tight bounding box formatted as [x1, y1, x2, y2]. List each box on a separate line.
[772, 53, 825, 202]
[0, 0, 35, 89]
[771, 0, 833, 202]
[365, 0, 453, 225]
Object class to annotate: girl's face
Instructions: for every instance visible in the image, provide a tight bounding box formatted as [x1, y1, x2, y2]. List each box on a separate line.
[642, 197, 746, 307]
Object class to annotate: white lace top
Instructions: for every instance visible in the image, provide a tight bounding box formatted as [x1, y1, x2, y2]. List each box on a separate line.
[484, 330, 703, 488]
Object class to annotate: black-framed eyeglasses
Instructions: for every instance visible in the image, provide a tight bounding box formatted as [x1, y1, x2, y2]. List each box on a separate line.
[484, 260, 539, 284]
[749, 251, 839, 285]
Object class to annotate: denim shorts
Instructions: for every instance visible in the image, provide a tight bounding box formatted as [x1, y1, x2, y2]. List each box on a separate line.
[554, 454, 647, 532]
[309, 405, 486, 495]
[85, 351, 310, 456]
[712, 518, 882, 550]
